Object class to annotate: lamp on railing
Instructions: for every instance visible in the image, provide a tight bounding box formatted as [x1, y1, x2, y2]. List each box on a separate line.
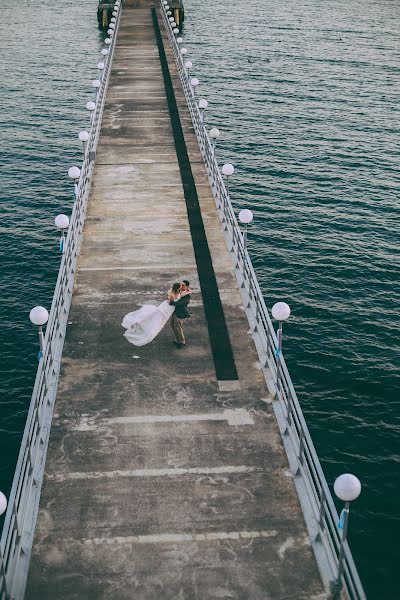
[86, 100, 96, 125]
[177, 36, 183, 44]
[271, 301, 291, 392]
[104, 38, 111, 45]
[78, 130, 89, 154]
[184, 60, 192, 77]
[109, 22, 115, 29]
[198, 98, 208, 123]
[331, 474, 362, 597]
[55, 214, 70, 253]
[110, 17, 116, 23]
[107, 28, 113, 36]
[92, 79, 101, 99]
[190, 77, 199, 96]
[167, 10, 172, 16]
[97, 61, 105, 74]
[0, 491, 7, 516]
[238, 209, 253, 248]
[173, 28, 179, 35]
[180, 47, 188, 61]
[101, 48, 108, 58]
[221, 163, 234, 196]
[29, 306, 49, 361]
[209, 127, 220, 155]
[68, 166, 81, 198]
[112, 10, 117, 17]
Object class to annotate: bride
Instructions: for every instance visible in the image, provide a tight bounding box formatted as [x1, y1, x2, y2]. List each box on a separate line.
[122, 282, 187, 347]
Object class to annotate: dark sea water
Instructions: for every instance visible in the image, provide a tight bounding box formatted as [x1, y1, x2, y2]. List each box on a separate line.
[1, 0, 399, 597]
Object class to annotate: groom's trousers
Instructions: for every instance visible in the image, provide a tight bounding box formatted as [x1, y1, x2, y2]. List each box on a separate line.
[171, 314, 185, 344]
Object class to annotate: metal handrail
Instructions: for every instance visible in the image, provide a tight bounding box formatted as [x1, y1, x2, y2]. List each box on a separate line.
[0, 6, 123, 600]
[159, 3, 366, 599]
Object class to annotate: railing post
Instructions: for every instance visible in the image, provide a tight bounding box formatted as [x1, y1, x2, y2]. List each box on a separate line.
[283, 387, 293, 435]
[293, 426, 304, 476]
[0, 548, 9, 599]
[315, 487, 326, 542]
[275, 323, 282, 398]
[330, 501, 350, 598]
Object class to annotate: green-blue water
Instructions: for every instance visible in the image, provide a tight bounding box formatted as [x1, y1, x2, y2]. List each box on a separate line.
[1, 0, 399, 597]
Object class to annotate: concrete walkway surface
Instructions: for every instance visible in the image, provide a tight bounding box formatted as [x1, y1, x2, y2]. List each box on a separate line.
[26, 7, 325, 600]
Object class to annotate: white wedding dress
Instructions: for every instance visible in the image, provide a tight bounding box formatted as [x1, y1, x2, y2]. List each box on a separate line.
[122, 297, 178, 346]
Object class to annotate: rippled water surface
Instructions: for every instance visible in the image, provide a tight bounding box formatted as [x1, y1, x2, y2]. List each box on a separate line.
[1, 0, 399, 597]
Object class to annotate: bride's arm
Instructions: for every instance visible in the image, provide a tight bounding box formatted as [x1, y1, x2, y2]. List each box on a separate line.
[180, 288, 192, 297]
[168, 292, 181, 304]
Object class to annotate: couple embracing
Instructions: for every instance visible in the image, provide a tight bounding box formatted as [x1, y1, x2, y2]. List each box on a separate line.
[122, 280, 192, 348]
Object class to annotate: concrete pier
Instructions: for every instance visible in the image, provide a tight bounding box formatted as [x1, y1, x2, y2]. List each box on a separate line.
[26, 6, 325, 599]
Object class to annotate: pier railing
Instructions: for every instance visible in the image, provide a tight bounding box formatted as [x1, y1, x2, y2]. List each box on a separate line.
[160, 3, 366, 599]
[0, 6, 122, 600]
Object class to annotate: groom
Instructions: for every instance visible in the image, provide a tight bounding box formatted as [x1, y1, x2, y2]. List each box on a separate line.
[169, 280, 191, 348]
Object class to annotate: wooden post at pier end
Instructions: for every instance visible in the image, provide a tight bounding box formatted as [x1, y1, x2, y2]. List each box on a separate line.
[169, 0, 185, 26]
[96, 0, 185, 38]
[123, 0, 185, 25]
[97, 1, 115, 28]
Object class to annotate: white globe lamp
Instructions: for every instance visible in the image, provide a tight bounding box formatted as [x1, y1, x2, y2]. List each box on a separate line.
[239, 209, 253, 225]
[271, 302, 291, 322]
[55, 214, 69, 253]
[198, 98, 208, 123]
[333, 473, 362, 594]
[210, 127, 220, 139]
[334, 474, 362, 502]
[190, 77, 199, 96]
[68, 166, 81, 180]
[30, 306, 49, 359]
[79, 130, 89, 153]
[222, 163, 234, 177]
[0, 492, 7, 516]
[29, 306, 49, 327]
[79, 130, 89, 142]
[238, 209, 253, 248]
[55, 214, 69, 230]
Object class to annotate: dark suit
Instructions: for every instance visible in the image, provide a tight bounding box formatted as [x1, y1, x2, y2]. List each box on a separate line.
[169, 294, 191, 344]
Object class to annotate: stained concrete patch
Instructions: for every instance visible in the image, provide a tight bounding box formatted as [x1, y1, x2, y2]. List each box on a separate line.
[218, 380, 242, 392]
